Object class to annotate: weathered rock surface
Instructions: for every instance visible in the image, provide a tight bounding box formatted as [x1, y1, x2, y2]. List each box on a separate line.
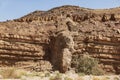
[0, 5, 120, 74]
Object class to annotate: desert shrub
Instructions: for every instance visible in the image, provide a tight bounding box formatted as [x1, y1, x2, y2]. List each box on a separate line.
[0, 67, 17, 79]
[50, 72, 62, 80]
[114, 77, 120, 80]
[64, 77, 73, 80]
[71, 54, 104, 75]
[0, 67, 27, 79]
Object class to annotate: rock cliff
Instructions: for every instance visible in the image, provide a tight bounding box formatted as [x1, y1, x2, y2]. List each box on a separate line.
[0, 5, 120, 74]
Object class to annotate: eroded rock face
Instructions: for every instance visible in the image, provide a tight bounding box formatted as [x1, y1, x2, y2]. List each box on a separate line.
[49, 30, 74, 72]
[0, 5, 120, 74]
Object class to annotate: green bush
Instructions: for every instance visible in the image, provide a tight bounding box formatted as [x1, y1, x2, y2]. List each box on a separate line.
[71, 54, 104, 75]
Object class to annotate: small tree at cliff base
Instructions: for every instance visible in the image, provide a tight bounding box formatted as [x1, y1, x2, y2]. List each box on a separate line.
[71, 53, 105, 75]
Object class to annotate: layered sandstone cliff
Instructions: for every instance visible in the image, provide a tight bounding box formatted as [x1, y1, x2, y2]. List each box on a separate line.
[0, 5, 120, 74]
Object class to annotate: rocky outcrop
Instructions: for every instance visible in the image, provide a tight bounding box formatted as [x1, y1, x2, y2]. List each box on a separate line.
[0, 33, 52, 71]
[14, 5, 120, 23]
[73, 35, 120, 74]
[49, 30, 74, 72]
[0, 5, 120, 74]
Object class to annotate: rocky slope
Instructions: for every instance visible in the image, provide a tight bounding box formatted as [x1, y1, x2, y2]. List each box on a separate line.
[0, 5, 120, 74]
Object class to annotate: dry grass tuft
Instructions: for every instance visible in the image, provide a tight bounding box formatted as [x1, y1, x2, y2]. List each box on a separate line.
[0, 67, 27, 79]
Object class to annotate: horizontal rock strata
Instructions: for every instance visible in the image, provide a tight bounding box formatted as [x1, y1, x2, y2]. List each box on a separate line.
[0, 5, 120, 74]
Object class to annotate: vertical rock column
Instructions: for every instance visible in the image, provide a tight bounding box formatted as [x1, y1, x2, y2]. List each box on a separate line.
[50, 30, 74, 73]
